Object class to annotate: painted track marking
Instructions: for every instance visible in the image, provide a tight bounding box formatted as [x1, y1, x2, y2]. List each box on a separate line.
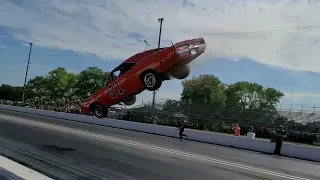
[0, 114, 311, 180]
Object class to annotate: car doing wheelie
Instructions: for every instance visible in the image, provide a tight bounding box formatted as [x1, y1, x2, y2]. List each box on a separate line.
[80, 37, 206, 118]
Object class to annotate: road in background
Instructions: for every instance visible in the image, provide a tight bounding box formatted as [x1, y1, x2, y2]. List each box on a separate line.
[0, 109, 319, 180]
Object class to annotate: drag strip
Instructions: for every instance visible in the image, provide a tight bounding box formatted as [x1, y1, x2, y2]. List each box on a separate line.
[1, 139, 115, 180]
[0, 110, 319, 180]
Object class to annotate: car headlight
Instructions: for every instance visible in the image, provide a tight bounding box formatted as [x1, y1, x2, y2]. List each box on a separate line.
[190, 49, 198, 55]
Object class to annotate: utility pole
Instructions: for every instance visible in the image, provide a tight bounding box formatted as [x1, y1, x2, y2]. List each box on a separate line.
[21, 42, 33, 106]
[151, 18, 164, 117]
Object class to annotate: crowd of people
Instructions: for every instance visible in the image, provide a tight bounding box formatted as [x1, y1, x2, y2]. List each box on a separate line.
[33, 98, 81, 114]
[22, 97, 82, 114]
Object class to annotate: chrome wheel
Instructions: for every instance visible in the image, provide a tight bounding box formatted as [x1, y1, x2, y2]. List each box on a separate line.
[144, 73, 156, 88]
[94, 105, 102, 117]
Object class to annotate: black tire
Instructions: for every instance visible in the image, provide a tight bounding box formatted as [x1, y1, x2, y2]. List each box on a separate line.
[140, 70, 162, 91]
[123, 95, 136, 106]
[91, 103, 108, 119]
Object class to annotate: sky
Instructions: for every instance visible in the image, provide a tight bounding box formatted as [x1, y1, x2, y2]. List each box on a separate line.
[1, 0, 320, 111]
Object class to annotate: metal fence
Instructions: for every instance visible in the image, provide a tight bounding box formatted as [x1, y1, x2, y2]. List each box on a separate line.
[277, 104, 320, 123]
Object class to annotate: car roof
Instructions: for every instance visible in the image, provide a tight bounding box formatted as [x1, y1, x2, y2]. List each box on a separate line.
[123, 47, 166, 64]
[110, 48, 167, 72]
[111, 37, 205, 71]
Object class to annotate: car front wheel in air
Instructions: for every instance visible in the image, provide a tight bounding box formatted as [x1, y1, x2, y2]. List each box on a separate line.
[140, 70, 162, 91]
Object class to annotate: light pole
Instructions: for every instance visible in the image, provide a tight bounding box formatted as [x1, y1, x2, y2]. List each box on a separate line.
[151, 18, 164, 117]
[21, 42, 33, 105]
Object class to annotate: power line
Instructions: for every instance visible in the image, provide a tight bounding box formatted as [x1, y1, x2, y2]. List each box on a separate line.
[32, 35, 158, 57]
[164, 24, 320, 36]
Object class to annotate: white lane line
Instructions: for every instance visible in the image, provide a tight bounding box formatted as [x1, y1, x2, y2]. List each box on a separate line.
[0, 155, 53, 180]
[0, 114, 311, 180]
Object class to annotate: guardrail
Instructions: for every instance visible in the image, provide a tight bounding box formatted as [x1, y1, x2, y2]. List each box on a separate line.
[0, 104, 319, 162]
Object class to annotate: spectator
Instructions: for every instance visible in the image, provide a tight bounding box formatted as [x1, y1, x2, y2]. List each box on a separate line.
[246, 126, 256, 139]
[232, 123, 241, 136]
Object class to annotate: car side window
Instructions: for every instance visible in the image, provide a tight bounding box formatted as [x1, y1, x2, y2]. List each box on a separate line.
[119, 63, 135, 76]
[106, 63, 135, 85]
[106, 73, 116, 84]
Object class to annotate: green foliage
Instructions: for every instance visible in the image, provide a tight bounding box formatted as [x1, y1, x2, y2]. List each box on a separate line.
[162, 99, 180, 111]
[177, 77, 285, 128]
[45, 67, 72, 99]
[0, 84, 22, 101]
[1, 67, 110, 101]
[221, 81, 284, 125]
[25, 76, 50, 98]
[181, 74, 227, 107]
[152, 75, 288, 132]
[74, 67, 110, 99]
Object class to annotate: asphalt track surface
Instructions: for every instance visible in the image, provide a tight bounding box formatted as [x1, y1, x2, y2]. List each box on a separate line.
[0, 109, 319, 180]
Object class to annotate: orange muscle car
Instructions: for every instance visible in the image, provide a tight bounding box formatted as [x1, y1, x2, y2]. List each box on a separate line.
[81, 37, 206, 118]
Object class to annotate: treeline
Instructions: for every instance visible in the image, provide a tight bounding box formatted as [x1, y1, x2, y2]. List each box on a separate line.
[129, 74, 285, 127]
[0, 67, 109, 101]
[0, 84, 22, 101]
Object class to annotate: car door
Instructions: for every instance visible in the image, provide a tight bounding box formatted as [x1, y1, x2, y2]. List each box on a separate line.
[104, 71, 127, 106]
[105, 63, 136, 105]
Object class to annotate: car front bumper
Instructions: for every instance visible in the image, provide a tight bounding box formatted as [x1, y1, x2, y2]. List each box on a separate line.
[176, 38, 206, 65]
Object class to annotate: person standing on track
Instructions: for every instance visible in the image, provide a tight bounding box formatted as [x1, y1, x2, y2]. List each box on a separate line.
[178, 119, 187, 139]
[274, 125, 286, 155]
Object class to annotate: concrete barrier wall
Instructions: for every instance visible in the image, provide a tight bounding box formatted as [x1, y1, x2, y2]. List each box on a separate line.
[281, 143, 320, 162]
[0, 104, 319, 162]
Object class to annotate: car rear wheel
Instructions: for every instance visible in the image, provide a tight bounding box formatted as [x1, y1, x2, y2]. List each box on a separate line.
[91, 103, 108, 119]
[140, 70, 162, 91]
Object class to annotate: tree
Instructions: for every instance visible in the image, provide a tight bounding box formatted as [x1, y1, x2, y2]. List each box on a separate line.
[44, 67, 76, 99]
[225, 81, 263, 110]
[65, 73, 78, 97]
[260, 87, 284, 111]
[74, 67, 110, 99]
[180, 74, 227, 130]
[0, 84, 22, 101]
[224, 81, 284, 125]
[25, 76, 50, 99]
[225, 81, 283, 110]
[25, 67, 78, 100]
[24, 67, 110, 100]
[163, 99, 180, 111]
[181, 74, 227, 107]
